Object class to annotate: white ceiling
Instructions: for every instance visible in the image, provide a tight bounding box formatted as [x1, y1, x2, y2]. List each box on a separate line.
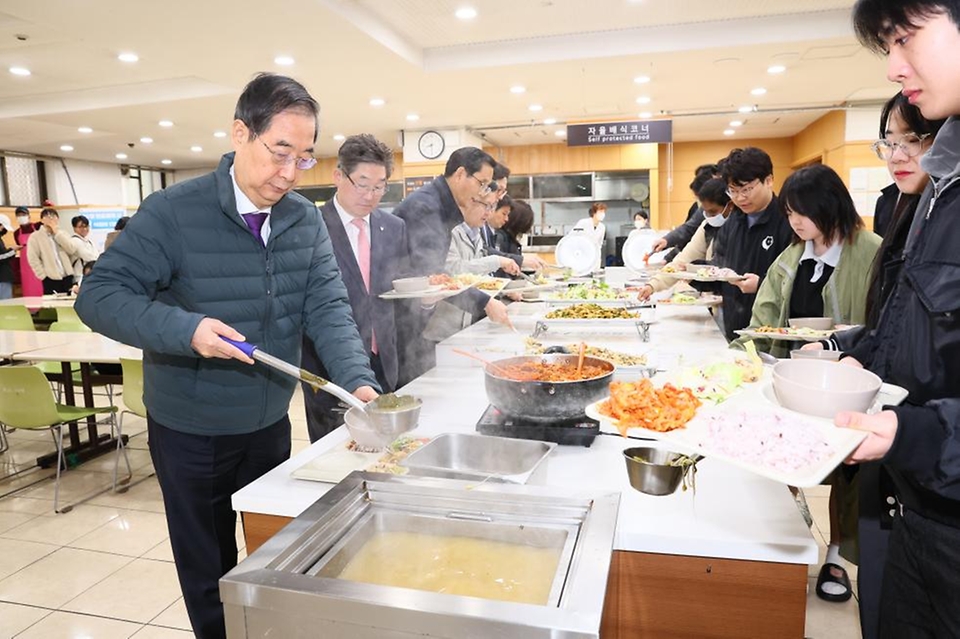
[0, 0, 895, 171]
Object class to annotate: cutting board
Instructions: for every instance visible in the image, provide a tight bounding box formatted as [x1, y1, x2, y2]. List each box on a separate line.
[291, 441, 381, 483]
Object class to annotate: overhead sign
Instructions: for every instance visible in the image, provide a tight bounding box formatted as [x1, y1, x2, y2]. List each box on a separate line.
[566, 120, 672, 147]
[403, 176, 433, 197]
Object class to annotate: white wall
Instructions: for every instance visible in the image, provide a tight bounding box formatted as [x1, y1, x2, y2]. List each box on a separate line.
[45, 158, 124, 206]
[170, 167, 215, 184]
[845, 107, 883, 142]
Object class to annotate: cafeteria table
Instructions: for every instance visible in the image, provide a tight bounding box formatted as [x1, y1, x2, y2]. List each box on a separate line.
[0, 295, 77, 308]
[7, 332, 142, 468]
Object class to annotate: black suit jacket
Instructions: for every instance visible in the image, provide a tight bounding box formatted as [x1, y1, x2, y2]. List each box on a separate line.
[301, 199, 406, 391]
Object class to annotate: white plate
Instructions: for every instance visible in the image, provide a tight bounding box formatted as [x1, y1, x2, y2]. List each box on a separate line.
[655, 293, 723, 307]
[542, 295, 640, 306]
[464, 277, 511, 296]
[760, 380, 909, 416]
[555, 234, 600, 276]
[622, 230, 666, 273]
[734, 328, 834, 343]
[379, 284, 465, 300]
[537, 314, 657, 327]
[671, 271, 746, 283]
[586, 399, 868, 487]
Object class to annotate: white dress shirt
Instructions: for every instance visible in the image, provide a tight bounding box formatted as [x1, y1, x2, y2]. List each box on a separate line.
[230, 166, 272, 244]
[799, 240, 842, 282]
[333, 194, 371, 265]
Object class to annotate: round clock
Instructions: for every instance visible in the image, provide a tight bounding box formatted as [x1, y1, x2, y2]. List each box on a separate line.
[418, 130, 445, 160]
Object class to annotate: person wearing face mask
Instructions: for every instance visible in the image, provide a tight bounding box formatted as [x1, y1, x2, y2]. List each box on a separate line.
[0, 214, 15, 300]
[571, 202, 607, 270]
[637, 178, 731, 301]
[633, 210, 650, 230]
[12, 206, 44, 297]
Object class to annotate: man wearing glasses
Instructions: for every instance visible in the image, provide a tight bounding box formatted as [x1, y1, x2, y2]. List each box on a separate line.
[710, 146, 794, 340]
[77, 73, 378, 639]
[393, 146, 512, 384]
[300, 134, 407, 441]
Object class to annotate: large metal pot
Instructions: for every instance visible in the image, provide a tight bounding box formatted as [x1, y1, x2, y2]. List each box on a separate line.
[484, 354, 613, 422]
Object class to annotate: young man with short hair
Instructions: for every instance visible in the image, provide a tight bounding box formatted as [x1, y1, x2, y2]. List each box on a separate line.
[25, 207, 77, 294]
[843, 2, 960, 636]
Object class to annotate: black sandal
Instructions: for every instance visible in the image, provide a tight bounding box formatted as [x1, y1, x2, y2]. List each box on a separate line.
[815, 562, 852, 603]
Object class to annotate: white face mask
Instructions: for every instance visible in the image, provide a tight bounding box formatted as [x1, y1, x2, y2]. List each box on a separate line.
[17, 216, 29, 225]
[704, 211, 728, 228]
[595, 212, 606, 222]
[634, 221, 645, 229]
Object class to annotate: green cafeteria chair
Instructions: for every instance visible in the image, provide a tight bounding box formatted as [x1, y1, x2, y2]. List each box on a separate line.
[0, 365, 121, 513]
[56, 306, 84, 324]
[114, 357, 146, 491]
[0, 304, 35, 331]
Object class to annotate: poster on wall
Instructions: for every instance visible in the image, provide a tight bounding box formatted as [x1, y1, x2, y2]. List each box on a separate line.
[80, 208, 127, 253]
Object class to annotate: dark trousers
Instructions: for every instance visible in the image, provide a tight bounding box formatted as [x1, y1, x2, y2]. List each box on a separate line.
[879, 508, 960, 639]
[303, 353, 390, 443]
[148, 414, 291, 639]
[857, 463, 892, 639]
[42, 275, 73, 294]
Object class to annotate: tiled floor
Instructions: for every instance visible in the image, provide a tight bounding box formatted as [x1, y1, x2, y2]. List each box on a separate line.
[0, 388, 862, 638]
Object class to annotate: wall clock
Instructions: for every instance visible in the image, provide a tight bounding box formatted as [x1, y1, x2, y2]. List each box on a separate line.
[417, 130, 445, 160]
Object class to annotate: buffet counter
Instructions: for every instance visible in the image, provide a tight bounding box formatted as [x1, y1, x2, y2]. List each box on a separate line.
[232, 270, 815, 638]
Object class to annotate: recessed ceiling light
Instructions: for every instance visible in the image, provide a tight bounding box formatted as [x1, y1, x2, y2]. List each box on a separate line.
[369, 98, 385, 107]
[751, 87, 767, 96]
[161, 159, 172, 165]
[140, 137, 153, 144]
[60, 145, 74, 152]
[729, 120, 743, 127]
[633, 75, 651, 84]
[455, 6, 478, 20]
[738, 105, 755, 113]
[190, 146, 203, 152]
[406, 113, 420, 122]
[528, 104, 543, 112]
[554, 130, 566, 137]
[510, 85, 526, 94]
[723, 129, 736, 136]
[213, 131, 227, 138]
[636, 96, 652, 105]
[767, 65, 786, 74]
[77, 126, 93, 134]
[115, 153, 128, 160]
[9, 66, 30, 76]
[543, 118, 557, 125]
[117, 52, 139, 63]
[333, 134, 346, 141]
[638, 112, 653, 119]
[274, 56, 295, 66]
[159, 120, 174, 127]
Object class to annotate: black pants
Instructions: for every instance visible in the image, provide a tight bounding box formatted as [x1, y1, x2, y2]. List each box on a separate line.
[879, 507, 960, 639]
[42, 275, 73, 294]
[148, 414, 291, 639]
[857, 463, 893, 639]
[302, 353, 390, 443]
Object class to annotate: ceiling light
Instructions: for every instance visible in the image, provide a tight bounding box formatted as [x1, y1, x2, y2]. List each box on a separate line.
[9, 66, 30, 76]
[159, 120, 174, 127]
[333, 134, 346, 141]
[140, 137, 153, 144]
[369, 98, 385, 107]
[274, 56, 295, 66]
[78, 126, 93, 134]
[190, 146, 203, 152]
[723, 129, 736, 136]
[638, 112, 652, 119]
[751, 87, 767, 96]
[767, 65, 786, 74]
[115, 153, 128, 160]
[510, 85, 526, 94]
[161, 159, 172, 165]
[738, 105, 755, 113]
[543, 118, 557, 125]
[60, 145, 74, 152]
[117, 52, 139, 63]
[636, 96, 651, 105]
[455, 6, 478, 20]
[406, 113, 420, 122]
[528, 104, 543, 112]
[554, 130, 566, 137]
[729, 120, 743, 127]
[213, 131, 227, 138]
[633, 75, 651, 84]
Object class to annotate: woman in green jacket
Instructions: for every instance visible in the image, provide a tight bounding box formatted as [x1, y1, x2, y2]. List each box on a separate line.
[732, 164, 881, 359]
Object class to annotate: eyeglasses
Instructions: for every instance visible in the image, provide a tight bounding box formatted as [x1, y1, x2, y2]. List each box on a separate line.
[344, 172, 388, 196]
[467, 173, 497, 196]
[725, 179, 762, 200]
[258, 138, 317, 170]
[470, 197, 496, 213]
[871, 133, 932, 160]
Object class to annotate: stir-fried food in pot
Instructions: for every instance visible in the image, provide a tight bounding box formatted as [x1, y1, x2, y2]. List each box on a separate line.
[545, 304, 639, 320]
[524, 338, 647, 367]
[491, 360, 609, 382]
[599, 379, 701, 435]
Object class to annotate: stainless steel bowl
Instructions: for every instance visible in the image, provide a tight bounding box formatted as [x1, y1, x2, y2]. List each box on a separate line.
[622, 447, 687, 496]
[362, 397, 423, 439]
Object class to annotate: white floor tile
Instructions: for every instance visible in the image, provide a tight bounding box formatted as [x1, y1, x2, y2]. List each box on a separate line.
[13, 610, 142, 639]
[0, 546, 132, 608]
[62, 558, 182, 624]
[804, 575, 863, 639]
[70, 509, 169, 557]
[0, 601, 51, 638]
[149, 597, 191, 631]
[132, 626, 194, 639]
[2, 503, 121, 546]
[140, 538, 174, 562]
[0, 537, 59, 580]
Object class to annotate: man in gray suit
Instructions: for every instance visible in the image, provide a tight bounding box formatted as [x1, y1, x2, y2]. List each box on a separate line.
[301, 134, 406, 442]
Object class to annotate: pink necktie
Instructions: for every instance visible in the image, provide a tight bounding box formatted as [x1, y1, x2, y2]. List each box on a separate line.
[351, 218, 376, 354]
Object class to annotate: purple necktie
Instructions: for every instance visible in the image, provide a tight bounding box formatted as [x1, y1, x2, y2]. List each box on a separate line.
[242, 212, 268, 246]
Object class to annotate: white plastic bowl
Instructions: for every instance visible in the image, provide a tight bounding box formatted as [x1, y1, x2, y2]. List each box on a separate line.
[392, 276, 430, 293]
[772, 359, 881, 419]
[788, 317, 835, 330]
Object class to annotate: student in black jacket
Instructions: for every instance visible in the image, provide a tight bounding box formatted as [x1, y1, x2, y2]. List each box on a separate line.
[711, 147, 795, 341]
